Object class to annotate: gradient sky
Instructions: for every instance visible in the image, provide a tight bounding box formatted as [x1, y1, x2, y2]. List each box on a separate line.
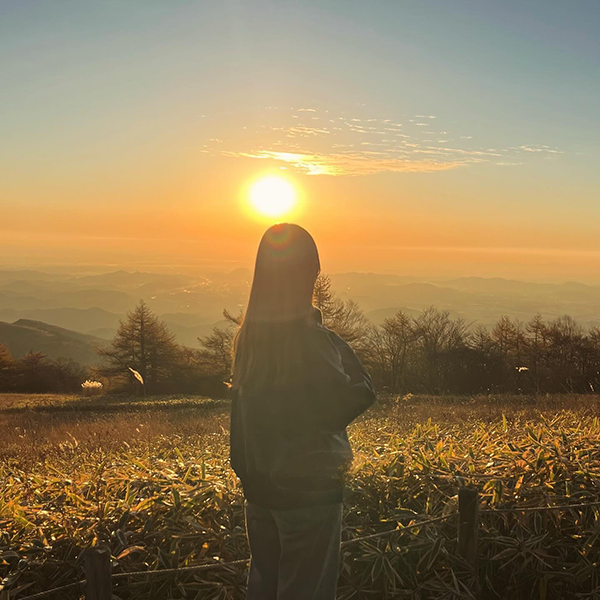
[1, 1, 599, 281]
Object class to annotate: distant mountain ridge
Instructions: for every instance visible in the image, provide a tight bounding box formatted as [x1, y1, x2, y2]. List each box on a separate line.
[0, 269, 598, 344]
[0, 307, 122, 332]
[0, 319, 105, 365]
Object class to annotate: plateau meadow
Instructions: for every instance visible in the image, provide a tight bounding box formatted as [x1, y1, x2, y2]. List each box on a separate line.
[1, 393, 599, 599]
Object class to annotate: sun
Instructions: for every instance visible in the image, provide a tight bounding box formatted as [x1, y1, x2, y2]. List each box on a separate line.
[249, 176, 296, 218]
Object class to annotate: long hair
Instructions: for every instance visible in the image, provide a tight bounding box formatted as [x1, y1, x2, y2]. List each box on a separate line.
[232, 223, 321, 391]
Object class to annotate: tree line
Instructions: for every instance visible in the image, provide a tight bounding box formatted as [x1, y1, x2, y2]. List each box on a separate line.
[0, 347, 87, 393]
[200, 275, 600, 396]
[1, 275, 599, 396]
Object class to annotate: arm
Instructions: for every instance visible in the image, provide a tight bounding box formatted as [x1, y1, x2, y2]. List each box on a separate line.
[309, 327, 376, 430]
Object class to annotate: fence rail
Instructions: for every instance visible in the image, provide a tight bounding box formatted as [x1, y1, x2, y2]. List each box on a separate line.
[10, 495, 600, 600]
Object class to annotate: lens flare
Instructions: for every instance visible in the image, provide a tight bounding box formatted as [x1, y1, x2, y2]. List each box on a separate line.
[249, 176, 296, 218]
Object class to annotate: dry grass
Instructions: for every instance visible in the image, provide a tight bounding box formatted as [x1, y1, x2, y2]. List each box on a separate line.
[1, 393, 600, 599]
[0, 395, 228, 464]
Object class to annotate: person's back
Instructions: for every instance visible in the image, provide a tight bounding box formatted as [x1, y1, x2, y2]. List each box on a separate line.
[230, 224, 376, 600]
[231, 308, 374, 509]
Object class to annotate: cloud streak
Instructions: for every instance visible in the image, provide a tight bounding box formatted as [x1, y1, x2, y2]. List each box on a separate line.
[227, 150, 465, 176]
[207, 108, 563, 176]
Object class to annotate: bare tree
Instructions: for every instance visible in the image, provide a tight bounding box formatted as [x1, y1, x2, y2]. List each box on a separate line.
[470, 325, 493, 354]
[525, 314, 548, 392]
[546, 315, 586, 392]
[366, 311, 417, 392]
[491, 315, 517, 360]
[413, 307, 469, 392]
[313, 274, 369, 347]
[196, 309, 243, 380]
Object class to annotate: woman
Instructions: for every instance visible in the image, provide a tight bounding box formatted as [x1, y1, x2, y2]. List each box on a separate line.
[230, 223, 376, 600]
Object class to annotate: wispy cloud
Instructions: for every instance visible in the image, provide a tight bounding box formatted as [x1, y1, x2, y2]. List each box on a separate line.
[515, 145, 562, 154]
[226, 150, 464, 176]
[285, 126, 330, 137]
[206, 107, 563, 176]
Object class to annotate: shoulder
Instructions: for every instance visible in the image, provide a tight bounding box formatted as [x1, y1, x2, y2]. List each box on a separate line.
[308, 318, 340, 345]
[305, 321, 346, 368]
[306, 321, 359, 379]
[306, 308, 351, 350]
[310, 320, 350, 351]
[307, 307, 353, 357]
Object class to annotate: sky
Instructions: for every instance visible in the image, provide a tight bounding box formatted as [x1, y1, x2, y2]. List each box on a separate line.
[1, 1, 599, 281]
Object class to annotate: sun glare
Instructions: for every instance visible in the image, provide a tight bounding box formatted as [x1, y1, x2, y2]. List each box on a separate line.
[249, 176, 296, 218]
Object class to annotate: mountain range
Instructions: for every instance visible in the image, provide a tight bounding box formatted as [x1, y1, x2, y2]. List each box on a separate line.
[0, 319, 105, 365]
[0, 269, 598, 365]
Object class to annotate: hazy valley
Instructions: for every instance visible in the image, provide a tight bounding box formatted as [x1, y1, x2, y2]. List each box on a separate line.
[0, 267, 599, 364]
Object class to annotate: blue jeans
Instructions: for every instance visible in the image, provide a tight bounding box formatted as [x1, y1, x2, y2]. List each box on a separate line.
[245, 501, 343, 600]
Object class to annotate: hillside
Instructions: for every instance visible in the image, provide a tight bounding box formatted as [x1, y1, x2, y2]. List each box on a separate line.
[0, 270, 599, 345]
[0, 319, 105, 365]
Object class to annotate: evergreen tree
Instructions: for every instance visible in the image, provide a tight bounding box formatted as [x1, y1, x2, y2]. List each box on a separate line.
[97, 300, 182, 393]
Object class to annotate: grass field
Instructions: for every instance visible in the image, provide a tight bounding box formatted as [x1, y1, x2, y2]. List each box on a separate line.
[1, 393, 600, 599]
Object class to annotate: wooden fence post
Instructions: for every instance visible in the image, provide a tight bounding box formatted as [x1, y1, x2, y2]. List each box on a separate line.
[458, 486, 479, 569]
[85, 545, 112, 600]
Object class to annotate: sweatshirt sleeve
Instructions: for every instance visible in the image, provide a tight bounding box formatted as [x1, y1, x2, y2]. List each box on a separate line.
[309, 326, 376, 431]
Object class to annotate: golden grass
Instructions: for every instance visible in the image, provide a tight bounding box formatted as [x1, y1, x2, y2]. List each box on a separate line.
[1, 393, 599, 599]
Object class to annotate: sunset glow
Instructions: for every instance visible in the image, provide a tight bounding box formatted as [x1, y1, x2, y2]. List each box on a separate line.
[2, 7, 600, 594]
[0, 2, 598, 281]
[249, 176, 297, 218]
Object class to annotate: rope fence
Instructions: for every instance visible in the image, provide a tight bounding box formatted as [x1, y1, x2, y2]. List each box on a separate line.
[340, 513, 456, 546]
[480, 500, 600, 513]
[423, 471, 600, 482]
[10, 581, 85, 600]
[11, 496, 600, 600]
[112, 558, 250, 581]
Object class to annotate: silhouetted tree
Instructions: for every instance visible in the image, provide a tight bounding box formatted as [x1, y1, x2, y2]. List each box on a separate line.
[471, 325, 493, 355]
[467, 326, 503, 392]
[196, 309, 241, 389]
[313, 274, 369, 348]
[365, 311, 416, 392]
[16, 351, 51, 393]
[546, 315, 586, 392]
[97, 300, 182, 393]
[588, 326, 600, 393]
[51, 358, 89, 393]
[491, 315, 517, 359]
[490, 315, 520, 389]
[0, 343, 16, 391]
[198, 326, 234, 375]
[413, 307, 469, 392]
[525, 315, 548, 392]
